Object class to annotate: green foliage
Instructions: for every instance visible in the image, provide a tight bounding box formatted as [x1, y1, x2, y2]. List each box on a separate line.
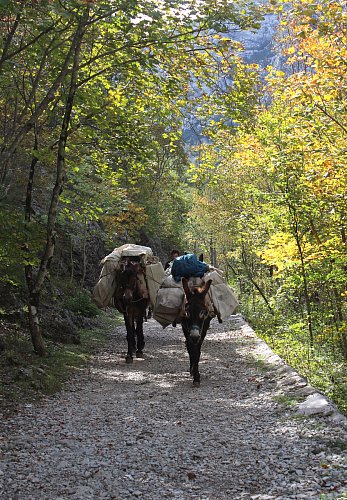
[249, 300, 347, 416]
[63, 291, 100, 318]
[0, 202, 42, 287]
[272, 394, 301, 407]
[185, 0, 347, 415]
[0, 0, 263, 306]
[3, 0, 346, 418]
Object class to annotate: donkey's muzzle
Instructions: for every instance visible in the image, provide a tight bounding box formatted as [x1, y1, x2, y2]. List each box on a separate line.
[189, 327, 201, 344]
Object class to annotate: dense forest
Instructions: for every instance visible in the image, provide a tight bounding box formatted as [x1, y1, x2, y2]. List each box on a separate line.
[0, 0, 346, 413]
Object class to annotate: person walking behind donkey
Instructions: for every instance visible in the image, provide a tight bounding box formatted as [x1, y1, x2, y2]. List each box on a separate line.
[164, 249, 180, 270]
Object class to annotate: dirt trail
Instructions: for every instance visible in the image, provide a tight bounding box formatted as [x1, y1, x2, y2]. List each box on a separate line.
[0, 315, 346, 499]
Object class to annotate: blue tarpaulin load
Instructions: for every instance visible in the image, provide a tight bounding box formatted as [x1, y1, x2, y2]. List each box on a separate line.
[171, 253, 208, 283]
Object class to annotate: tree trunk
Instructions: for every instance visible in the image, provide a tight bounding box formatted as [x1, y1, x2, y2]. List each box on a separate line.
[26, 274, 46, 356]
[23, 14, 88, 355]
[70, 235, 75, 283]
[210, 236, 217, 267]
[240, 248, 274, 315]
[290, 207, 314, 347]
[24, 127, 47, 355]
[81, 217, 87, 288]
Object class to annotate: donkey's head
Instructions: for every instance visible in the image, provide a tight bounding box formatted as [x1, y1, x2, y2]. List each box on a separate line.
[182, 277, 212, 343]
[120, 259, 141, 304]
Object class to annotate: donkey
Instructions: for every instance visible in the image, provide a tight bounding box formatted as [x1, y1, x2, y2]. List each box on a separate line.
[114, 258, 149, 363]
[181, 277, 213, 387]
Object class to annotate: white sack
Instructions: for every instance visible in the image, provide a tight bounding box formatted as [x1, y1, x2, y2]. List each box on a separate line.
[203, 270, 239, 319]
[93, 244, 154, 309]
[152, 267, 239, 327]
[145, 262, 165, 308]
[161, 275, 184, 288]
[208, 283, 239, 320]
[119, 244, 153, 258]
[153, 287, 185, 327]
[101, 243, 153, 264]
[93, 259, 119, 308]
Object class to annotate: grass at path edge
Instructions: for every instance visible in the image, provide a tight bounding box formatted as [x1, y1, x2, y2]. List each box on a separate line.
[0, 311, 122, 410]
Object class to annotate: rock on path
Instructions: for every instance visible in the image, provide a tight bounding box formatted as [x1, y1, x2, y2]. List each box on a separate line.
[0, 315, 346, 499]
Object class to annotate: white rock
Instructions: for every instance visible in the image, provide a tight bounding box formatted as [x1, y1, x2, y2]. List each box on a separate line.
[296, 393, 336, 416]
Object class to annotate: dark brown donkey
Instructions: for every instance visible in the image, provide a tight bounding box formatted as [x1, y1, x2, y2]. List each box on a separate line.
[114, 258, 149, 363]
[181, 277, 213, 387]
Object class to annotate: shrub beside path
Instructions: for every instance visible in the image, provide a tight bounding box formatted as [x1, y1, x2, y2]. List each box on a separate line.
[0, 315, 346, 499]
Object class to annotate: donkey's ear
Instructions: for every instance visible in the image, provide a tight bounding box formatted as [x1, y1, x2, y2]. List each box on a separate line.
[199, 253, 204, 262]
[200, 279, 212, 295]
[182, 277, 191, 296]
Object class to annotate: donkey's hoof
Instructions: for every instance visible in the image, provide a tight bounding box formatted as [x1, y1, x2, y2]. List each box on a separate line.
[125, 355, 133, 364]
[193, 381, 200, 388]
[136, 350, 143, 358]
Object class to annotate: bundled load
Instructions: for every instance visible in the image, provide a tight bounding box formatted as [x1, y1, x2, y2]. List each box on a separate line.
[153, 253, 239, 327]
[153, 275, 186, 327]
[93, 244, 164, 309]
[171, 253, 208, 282]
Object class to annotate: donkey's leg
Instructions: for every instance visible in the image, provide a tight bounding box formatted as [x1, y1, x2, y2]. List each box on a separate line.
[190, 344, 201, 387]
[182, 327, 192, 373]
[191, 328, 209, 386]
[182, 323, 201, 386]
[186, 342, 201, 386]
[192, 326, 209, 385]
[124, 312, 135, 363]
[135, 312, 145, 358]
[183, 330, 199, 384]
[186, 333, 203, 386]
[184, 339, 194, 376]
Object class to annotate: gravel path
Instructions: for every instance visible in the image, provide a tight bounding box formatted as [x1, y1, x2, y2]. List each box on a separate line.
[0, 315, 346, 500]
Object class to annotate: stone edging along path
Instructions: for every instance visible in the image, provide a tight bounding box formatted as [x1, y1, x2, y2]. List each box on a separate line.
[0, 314, 346, 499]
[239, 318, 346, 422]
